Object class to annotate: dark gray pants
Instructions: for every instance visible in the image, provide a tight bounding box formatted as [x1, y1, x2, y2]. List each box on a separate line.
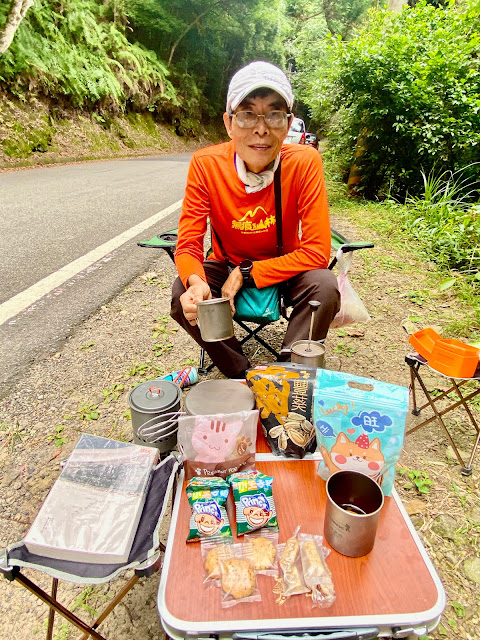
[170, 261, 340, 378]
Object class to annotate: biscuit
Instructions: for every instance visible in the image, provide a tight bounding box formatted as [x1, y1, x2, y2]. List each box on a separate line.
[221, 558, 256, 599]
[246, 536, 276, 570]
[280, 538, 308, 596]
[204, 544, 233, 579]
[300, 539, 335, 601]
[280, 538, 299, 567]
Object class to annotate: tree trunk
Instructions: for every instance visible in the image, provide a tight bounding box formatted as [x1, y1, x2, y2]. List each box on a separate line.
[388, 0, 408, 13]
[347, 129, 369, 196]
[168, 3, 221, 66]
[0, 0, 34, 56]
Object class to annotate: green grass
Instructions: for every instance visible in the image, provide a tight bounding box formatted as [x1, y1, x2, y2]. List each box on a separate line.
[325, 165, 480, 340]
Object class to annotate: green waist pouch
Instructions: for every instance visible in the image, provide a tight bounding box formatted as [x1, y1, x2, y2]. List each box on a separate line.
[234, 285, 281, 324]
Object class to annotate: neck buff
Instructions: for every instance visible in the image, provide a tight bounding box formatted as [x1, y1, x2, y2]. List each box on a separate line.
[234, 153, 280, 194]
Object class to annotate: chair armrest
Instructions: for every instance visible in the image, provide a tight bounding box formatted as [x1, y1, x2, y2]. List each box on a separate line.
[328, 242, 374, 270]
[137, 230, 178, 262]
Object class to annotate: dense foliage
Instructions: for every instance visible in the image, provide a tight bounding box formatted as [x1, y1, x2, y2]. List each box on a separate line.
[126, 0, 286, 117]
[304, 1, 480, 200]
[284, 0, 375, 125]
[0, 0, 178, 112]
[399, 167, 480, 285]
[0, 0, 286, 124]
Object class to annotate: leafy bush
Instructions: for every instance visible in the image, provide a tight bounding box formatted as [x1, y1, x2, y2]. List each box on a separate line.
[309, 1, 480, 200]
[401, 166, 480, 278]
[0, 0, 178, 112]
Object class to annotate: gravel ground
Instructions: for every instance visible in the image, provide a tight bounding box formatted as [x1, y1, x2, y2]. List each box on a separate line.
[0, 213, 479, 640]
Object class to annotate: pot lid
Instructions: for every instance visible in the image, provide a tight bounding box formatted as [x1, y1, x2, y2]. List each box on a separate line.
[128, 379, 181, 414]
[184, 379, 255, 415]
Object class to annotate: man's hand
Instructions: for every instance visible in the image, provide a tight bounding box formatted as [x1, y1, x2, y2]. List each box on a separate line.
[221, 266, 244, 315]
[180, 275, 212, 325]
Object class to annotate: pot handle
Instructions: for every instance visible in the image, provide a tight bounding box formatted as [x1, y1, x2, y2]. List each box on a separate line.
[137, 411, 185, 436]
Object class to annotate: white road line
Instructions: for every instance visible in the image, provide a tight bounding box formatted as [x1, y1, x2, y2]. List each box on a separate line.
[0, 198, 183, 326]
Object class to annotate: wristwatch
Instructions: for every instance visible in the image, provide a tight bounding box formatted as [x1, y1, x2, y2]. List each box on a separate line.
[239, 259, 255, 287]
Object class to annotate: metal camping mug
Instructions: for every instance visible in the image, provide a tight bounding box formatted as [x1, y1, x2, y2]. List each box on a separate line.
[196, 297, 234, 342]
[324, 470, 384, 557]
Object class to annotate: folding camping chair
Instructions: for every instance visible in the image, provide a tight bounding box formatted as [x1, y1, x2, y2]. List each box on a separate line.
[405, 353, 480, 475]
[138, 228, 373, 373]
[0, 453, 181, 640]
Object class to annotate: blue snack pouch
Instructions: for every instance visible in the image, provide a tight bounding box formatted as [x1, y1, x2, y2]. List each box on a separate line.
[313, 370, 408, 495]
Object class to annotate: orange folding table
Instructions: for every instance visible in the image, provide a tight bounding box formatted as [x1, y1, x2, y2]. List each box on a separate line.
[157, 431, 445, 640]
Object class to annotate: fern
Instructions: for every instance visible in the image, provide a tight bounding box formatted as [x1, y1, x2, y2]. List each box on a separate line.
[0, 0, 176, 111]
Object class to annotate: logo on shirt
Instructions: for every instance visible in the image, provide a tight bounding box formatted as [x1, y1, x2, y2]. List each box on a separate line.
[231, 206, 276, 233]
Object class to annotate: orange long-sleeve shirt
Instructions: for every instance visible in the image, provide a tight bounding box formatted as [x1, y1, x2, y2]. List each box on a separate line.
[175, 140, 331, 289]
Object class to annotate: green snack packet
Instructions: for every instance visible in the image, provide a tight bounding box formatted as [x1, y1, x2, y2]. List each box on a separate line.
[186, 477, 232, 543]
[228, 470, 278, 535]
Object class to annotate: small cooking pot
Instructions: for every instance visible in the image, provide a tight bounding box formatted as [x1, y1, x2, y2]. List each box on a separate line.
[184, 379, 255, 415]
[128, 380, 182, 454]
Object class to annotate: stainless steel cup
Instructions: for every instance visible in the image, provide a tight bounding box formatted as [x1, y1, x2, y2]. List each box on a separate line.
[291, 340, 326, 367]
[196, 297, 234, 342]
[324, 470, 384, 557]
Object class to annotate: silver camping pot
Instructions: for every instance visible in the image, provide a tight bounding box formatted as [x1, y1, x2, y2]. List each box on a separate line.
[128, 380, 182, 454]
[196, 298, 234, 342]
[184, 379, 255, 415]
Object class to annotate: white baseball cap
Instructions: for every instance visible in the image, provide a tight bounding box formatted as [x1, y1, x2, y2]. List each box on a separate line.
[226, 61, 294, 113]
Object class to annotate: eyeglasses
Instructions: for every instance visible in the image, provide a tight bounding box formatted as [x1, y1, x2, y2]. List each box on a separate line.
[232, 110, 292, 129]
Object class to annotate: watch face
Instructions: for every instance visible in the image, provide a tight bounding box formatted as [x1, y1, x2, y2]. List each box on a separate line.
[240, 259, 253, 272]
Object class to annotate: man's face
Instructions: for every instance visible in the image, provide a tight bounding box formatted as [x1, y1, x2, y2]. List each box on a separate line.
[223, 91, 291, 174]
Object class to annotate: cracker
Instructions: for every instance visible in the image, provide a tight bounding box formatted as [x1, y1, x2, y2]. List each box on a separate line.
[204, 544, 233, 579]
[221, 558, 256, 599]
[246, 536, 276, 570]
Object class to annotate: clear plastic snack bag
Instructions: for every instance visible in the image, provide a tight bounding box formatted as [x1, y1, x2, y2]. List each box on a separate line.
[201, 540, 234, 586]
[275, 526, 309, 603]
[219, 543, 261, 608]
[330, 248, 371, 328]
[298, 533, 335, 608]
[244, 529, 279, 576]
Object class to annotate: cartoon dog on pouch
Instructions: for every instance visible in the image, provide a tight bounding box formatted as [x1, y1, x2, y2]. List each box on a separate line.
[320, 432, 385, 479]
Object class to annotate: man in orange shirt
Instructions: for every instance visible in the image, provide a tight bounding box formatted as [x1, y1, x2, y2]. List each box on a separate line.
[170, 61, 340, 378]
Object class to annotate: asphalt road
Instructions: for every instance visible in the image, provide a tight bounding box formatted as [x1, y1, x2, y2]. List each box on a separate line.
[0, 154, 192, 398]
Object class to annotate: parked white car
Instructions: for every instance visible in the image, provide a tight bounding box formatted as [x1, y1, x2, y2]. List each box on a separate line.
[285, 117, 306, 144]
